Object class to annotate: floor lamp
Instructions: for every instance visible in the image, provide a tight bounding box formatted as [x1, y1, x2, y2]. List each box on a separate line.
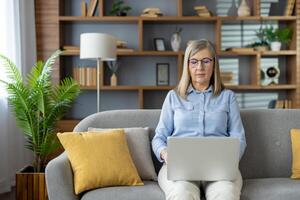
[80, 33, 116, 112]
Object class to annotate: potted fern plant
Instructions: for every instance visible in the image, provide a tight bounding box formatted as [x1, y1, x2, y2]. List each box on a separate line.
[264, 26, 293, 51]
[109, 0, 132, 16]
[0, 50, 80, 200]
[248, 26, 269, 51]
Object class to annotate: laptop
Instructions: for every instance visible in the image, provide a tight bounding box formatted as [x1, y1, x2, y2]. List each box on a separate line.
[167, 136, 240, 181]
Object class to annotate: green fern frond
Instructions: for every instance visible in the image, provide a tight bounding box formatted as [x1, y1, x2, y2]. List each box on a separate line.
[0, 50, 79, 172]
[39, 133, 60, 158]
[39, 50, 62, 84]
[27, 61, 44, 88]
[0, 55, 22, 83]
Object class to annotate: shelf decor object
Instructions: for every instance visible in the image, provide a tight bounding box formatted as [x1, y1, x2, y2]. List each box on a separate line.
[227, 0, 238, 16]
[80, 33, 117, 112]
[261, 65, 280, 86]
[107, 61, 120, 86]
[156, 63, 170, 86]
[237, 0, 250, 16]
[171, 26, 182, 52]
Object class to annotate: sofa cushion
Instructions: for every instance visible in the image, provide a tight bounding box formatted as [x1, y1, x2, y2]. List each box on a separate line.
[241, 178, 300, 200]
[81, 181, 164, 200]
[291, 129, 300, 179]
[88, 127, 158, 181]
[57, 130, 143, 194]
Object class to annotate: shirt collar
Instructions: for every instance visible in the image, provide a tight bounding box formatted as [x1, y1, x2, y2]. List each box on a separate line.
[187, 84, 212, 94]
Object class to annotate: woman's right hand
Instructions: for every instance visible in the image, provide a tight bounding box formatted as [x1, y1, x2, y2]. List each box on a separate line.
[160, 148, 168, 164]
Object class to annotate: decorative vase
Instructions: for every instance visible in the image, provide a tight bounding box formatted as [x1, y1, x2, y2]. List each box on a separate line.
[171, 32, 181, 52]
[110, 73, 117, 86]
[270, 41, 281, 51]
[227, 0, 237, 16]
[237, 0, 250, 16]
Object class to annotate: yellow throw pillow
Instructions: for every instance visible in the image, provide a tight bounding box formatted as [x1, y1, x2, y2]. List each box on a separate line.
[57, 129, 143, 194]
[291, 128, 300, 179]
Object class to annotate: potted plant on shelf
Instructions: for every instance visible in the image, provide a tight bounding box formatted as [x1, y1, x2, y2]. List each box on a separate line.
[0, 50, 80, 200]
[247, 26, 269, 51]
[264, 26, 293, 51]
[109, 0, 132, 16]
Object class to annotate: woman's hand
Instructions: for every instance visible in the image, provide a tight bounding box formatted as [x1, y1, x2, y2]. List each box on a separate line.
[160, 148, 168, 164]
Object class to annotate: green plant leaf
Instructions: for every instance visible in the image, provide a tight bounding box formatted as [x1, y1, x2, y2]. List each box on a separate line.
[0, 55, 22, 83]
[0, 49, 79, 172]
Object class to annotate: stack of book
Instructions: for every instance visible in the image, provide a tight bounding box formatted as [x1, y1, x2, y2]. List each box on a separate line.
[141, 7, 163, 17]
[73, 67, 97, 87]
[225, 47, 254, 52]
[63, 46, 80, 54]
[81, 0, 99, 16]
[116, 40, 134, 52]
[275, 99, 292, 109]
[194, 5, 212, 17]
[220, 71, 234, 85]
[284, 0, 295, 16]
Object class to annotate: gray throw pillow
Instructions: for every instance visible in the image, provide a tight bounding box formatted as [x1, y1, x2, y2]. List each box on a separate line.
[88, 127, 158, 181]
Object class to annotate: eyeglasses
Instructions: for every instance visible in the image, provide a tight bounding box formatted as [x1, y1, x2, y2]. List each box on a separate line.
[188, 57, 213, 69]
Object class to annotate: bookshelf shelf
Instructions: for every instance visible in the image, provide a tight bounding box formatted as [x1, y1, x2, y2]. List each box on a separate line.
[226, 84, 297, 90]
[35, 0, 300, 126]
[80, 85, 176, 91]
[59, 16, 297, 23]
[61, 50, 184, 56]
[219, 50, 297, 56]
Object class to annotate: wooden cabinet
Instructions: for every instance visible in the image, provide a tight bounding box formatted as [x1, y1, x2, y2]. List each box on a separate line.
[35, 0, 300, 130]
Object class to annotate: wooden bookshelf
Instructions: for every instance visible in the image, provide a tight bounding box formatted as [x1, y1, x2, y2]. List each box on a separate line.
[35, 0, 300, 128]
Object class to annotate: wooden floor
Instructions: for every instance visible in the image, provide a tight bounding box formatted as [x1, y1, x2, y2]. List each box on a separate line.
[0, 188, 15, 200]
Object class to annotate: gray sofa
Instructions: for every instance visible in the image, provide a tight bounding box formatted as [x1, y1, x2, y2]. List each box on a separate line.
[46, 109, 300, 200]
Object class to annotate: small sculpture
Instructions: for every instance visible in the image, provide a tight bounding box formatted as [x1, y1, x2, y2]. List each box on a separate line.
[171, 26, 182, 52]
[107, 61, 119, 86]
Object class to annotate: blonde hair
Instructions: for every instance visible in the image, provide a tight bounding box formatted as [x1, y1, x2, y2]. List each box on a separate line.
[176, 39, 225, 99]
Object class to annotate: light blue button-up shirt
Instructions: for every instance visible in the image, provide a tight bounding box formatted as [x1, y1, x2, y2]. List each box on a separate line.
[152, 85, 247, 162]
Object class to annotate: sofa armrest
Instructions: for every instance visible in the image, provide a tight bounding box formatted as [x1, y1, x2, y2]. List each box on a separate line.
[45, 152, 79, 200]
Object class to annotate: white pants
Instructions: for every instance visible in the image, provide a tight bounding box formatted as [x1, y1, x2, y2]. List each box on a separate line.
[158, 164, 243, 200]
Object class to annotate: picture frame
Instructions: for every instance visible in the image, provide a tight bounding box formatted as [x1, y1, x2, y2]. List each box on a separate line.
[153, 38, 166, 51]
[156, 63, 169, 86]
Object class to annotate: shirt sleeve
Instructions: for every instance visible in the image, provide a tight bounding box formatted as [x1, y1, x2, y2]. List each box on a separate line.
[152, 90, 174, 162]
[227, 92, 247, 160]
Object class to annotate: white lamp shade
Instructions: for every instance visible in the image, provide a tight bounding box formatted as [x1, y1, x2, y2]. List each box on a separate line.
[80, 33, 117, 61]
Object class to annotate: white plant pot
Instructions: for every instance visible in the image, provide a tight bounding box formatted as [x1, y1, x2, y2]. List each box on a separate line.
[270, 41, 282, 51]
[171, 32, 181, 52]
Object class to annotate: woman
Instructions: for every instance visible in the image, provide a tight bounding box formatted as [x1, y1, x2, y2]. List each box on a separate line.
[152, 39, 246, 200]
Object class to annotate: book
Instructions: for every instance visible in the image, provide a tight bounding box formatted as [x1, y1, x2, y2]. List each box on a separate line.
[63, 45, 80, 50]
[116, 40, 127, 48]
[87, 0, 98, 17]
[141, 7, 163, 17]
[197, 12, 211, 17]
[194, 5, 207, 10]
[141, 14, 162, 17]
[143, 7, 161, 13]
[141, 13, 160, 17]
[117, 48, 134, 52]
[225, 47, 254, 52]
[81, 0, 87, 16]
[275, 100, 284, 109]
[285, 0, 295, 16]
